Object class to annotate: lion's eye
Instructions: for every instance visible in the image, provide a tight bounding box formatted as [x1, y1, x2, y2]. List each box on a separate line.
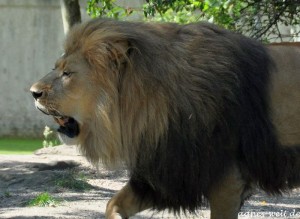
[62, 71, 72, 77]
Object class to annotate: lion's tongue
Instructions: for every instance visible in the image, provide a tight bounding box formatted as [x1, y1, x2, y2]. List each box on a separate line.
[53, 116, 80, 138]
[57, 117, 80, 138]
[54, 117, 69, 127]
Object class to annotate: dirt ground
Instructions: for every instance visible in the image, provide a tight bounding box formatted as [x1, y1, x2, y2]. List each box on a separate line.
[1, 145, 300, 219]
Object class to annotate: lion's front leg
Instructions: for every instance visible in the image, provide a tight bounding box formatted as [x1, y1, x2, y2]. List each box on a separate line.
[105, 183, 151, 219]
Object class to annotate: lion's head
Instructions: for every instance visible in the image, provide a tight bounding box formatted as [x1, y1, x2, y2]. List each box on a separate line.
[30, 19, 169, 167]
[30, 52, 90, 136]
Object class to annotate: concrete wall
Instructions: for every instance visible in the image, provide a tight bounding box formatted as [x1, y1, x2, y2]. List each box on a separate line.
[0, 0, 88, 137]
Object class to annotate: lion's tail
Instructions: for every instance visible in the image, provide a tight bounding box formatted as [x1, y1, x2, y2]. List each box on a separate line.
[242, 142, 300, 194]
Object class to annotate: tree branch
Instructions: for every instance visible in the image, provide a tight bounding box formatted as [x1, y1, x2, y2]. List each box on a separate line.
[253, 3, 289, 39]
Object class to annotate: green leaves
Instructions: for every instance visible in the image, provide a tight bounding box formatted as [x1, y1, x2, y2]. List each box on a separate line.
[87, 0, 134, 19]
[86, 0, 300, 41]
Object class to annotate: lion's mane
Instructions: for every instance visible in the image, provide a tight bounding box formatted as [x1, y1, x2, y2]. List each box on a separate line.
[64, 19, 299, 212]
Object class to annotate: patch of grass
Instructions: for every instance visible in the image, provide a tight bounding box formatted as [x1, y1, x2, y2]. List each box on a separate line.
[4, 191, 12, 198]
[0, 138, 43, 154]
[0, 191, 12, 198]
[27, 192, 60, 207]
[55, 171, 93, 192]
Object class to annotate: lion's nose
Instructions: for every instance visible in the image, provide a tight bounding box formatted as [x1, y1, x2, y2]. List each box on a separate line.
[31, 91, 43, 100]
[30, 86, 44, 100]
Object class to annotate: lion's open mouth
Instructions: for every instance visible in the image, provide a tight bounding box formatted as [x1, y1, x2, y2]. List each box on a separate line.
[54, 116, 80, 138]
[36, 106, 80, 138]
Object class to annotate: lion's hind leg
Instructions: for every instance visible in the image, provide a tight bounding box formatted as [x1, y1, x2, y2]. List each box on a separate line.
[105, 183, 151, 219]
[208, 166, 248, 219]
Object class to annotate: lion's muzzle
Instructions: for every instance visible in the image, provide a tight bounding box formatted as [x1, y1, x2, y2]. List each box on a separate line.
[30, 84, 80, 138]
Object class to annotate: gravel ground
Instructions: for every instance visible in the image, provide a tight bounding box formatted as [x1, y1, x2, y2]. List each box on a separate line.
[1, 145, 300, 219]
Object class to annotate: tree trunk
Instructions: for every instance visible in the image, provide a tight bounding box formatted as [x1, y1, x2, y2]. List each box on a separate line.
[60, 0, 81, 34]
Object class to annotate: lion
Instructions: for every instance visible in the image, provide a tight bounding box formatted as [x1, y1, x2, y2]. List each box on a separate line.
[30, 19, 300, 219]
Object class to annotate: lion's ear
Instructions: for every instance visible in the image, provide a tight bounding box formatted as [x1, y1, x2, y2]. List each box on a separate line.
[83, 36, 130, 69]
[105, 40, 130, 66]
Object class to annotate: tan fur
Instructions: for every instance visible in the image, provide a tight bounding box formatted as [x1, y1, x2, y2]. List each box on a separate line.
[268, 44, 300, 146]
